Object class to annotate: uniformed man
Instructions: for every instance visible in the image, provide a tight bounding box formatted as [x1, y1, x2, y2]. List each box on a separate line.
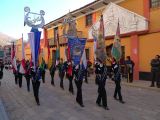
[31, 64, 42, 105]
[40, 58, 46, 83]
[74, 63, 84, 107]
[17, 61, 23, 88]
[94, 60, 100, 85]
[96, 59, 109, 110]
[49, 62, 56, 86]
[66, 61, 74, 94]
[112, 58, 125, 104]
[57, 58, 65, 90]
[24, 60, 31, 92]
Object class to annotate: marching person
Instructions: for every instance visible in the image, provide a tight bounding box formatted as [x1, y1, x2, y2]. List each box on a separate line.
[150, 55, 160, 87]
[17, 61, 23, 88]
[24, 60, 31, 92]
[112, 58, 125, 104]
[49, 62, 56, 86]
[40, 58, 46, 83]
[57, 58, 65, 90]
[0, 61, 4, 85]
[125, 56, 135, 83]
[13, 61, 18, 85]
[66, 61, 74, 94]
[94, 59, 100, 85]
[31, 64, 42, 106]
[74, 63, 84, 107]
[96, 59, 109, 110]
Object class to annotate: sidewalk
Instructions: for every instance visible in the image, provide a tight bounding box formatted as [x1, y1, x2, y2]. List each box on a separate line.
[0, 99, 9, 120]
[88, 74, 160, 92]
[120, 79, 160, 92]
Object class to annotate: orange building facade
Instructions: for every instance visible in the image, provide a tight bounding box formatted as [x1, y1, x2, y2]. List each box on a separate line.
[16, 38, 45, 64]
[43, 0, 160, 80]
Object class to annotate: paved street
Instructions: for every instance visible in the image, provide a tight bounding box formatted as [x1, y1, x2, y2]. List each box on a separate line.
[0, 69, 160, 120]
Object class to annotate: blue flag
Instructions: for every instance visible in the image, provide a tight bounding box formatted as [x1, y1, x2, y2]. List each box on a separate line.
[68, 37, 86, 66]
[31, 28, 41, 66]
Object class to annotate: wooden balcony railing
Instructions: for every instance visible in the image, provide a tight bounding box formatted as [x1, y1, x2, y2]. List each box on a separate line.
[48, 38, 56, 46]
[58, 31, 83, 45]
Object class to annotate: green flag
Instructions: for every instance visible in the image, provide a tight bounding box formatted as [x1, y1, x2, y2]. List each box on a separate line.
[111, 22, 122, 61]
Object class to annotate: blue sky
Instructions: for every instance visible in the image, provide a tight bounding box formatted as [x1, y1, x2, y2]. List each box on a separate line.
[0, 0, 94, 40]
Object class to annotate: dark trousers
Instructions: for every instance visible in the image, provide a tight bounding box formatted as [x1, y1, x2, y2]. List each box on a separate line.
[96, 84, 107, 107]
[75, 80, 83, 105]
[151, 71, 159, 86]
[84, 69, 88, 83]
[59, 74, 64, 89]
[51, 73, 55, 85]
[32, 80, 40, 104]
[95, 75, 98, 85]
[68, 76, 74, 93]
[128, 73, 133, 83]
[114, 80, 122, 101]
[18, 74, 22, 88]
[14, 74, 18, 85]
[42, 72, 45, 83]
[25, 77, 30, 91]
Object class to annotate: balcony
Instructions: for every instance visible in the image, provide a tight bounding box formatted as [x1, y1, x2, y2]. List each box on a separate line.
[58, 31, 83, 45]
[48, 38, 56, 47]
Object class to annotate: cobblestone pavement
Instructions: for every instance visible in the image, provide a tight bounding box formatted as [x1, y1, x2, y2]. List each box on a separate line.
[0, 70, 160, 120]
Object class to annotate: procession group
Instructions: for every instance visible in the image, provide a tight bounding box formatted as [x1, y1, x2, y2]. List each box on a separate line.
[4, 55, 136, 111]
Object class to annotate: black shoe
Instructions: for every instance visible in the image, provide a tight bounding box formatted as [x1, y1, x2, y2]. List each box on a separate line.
[37, 103, 40, 106]
[103, 106, 109, 110]
[119, 100, 125, 104]
[114, 97, 119, 100]
[96, 102, 101, 107]
[150, 85, 155, 87]
[80, 104, 85, 107]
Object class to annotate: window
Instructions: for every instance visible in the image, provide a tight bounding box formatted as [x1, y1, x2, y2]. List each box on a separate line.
[150, 0, 160, 8]
[86, 14, 92, 26]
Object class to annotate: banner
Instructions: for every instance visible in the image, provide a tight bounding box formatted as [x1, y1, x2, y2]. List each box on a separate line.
[20, 34, 26, 74]
[111, 22, 122, 61]
[68, 37, 86, 66]
[28, 28, 41, 71]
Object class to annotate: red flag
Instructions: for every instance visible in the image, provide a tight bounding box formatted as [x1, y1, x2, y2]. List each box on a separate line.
[20, 34, 26, 74]
[67, 46, 72, 76]
[11, 42, 17, 72]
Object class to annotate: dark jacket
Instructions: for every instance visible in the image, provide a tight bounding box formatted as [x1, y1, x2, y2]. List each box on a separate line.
[49, 64, 56, 75]
[112, 62, 121, 81]
[74, 65, 84, 81]
[125, 60, 135, 73]
[151, 59, 160, 72]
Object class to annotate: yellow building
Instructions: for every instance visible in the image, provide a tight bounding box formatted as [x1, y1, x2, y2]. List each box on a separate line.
[44, 0, 160, 80]
[16, 38, 46, 64]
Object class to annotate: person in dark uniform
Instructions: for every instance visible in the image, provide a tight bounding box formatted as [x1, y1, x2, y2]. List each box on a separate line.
[0, 61, 4, 85]
[40, 58, 46, 83]
[17, 61, 23, 88]
[112, 58, 125, 104]
[31, 64, 41, 105]
[84, 67, 88, 84]
[57, 58, 65, 90]
[49, 62, 56, 86]
[24, 60, 31, 92]
[74, 63, 84, 107]
[150, 55, 160, 87]
[94, 60, 100, 85]
[96, 60, 109, 110]
[125, 56, 135, 83]
[66, 61, 74, 94]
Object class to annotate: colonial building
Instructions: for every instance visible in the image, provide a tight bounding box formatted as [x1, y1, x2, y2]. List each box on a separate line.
[43, 0, 160, 80]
